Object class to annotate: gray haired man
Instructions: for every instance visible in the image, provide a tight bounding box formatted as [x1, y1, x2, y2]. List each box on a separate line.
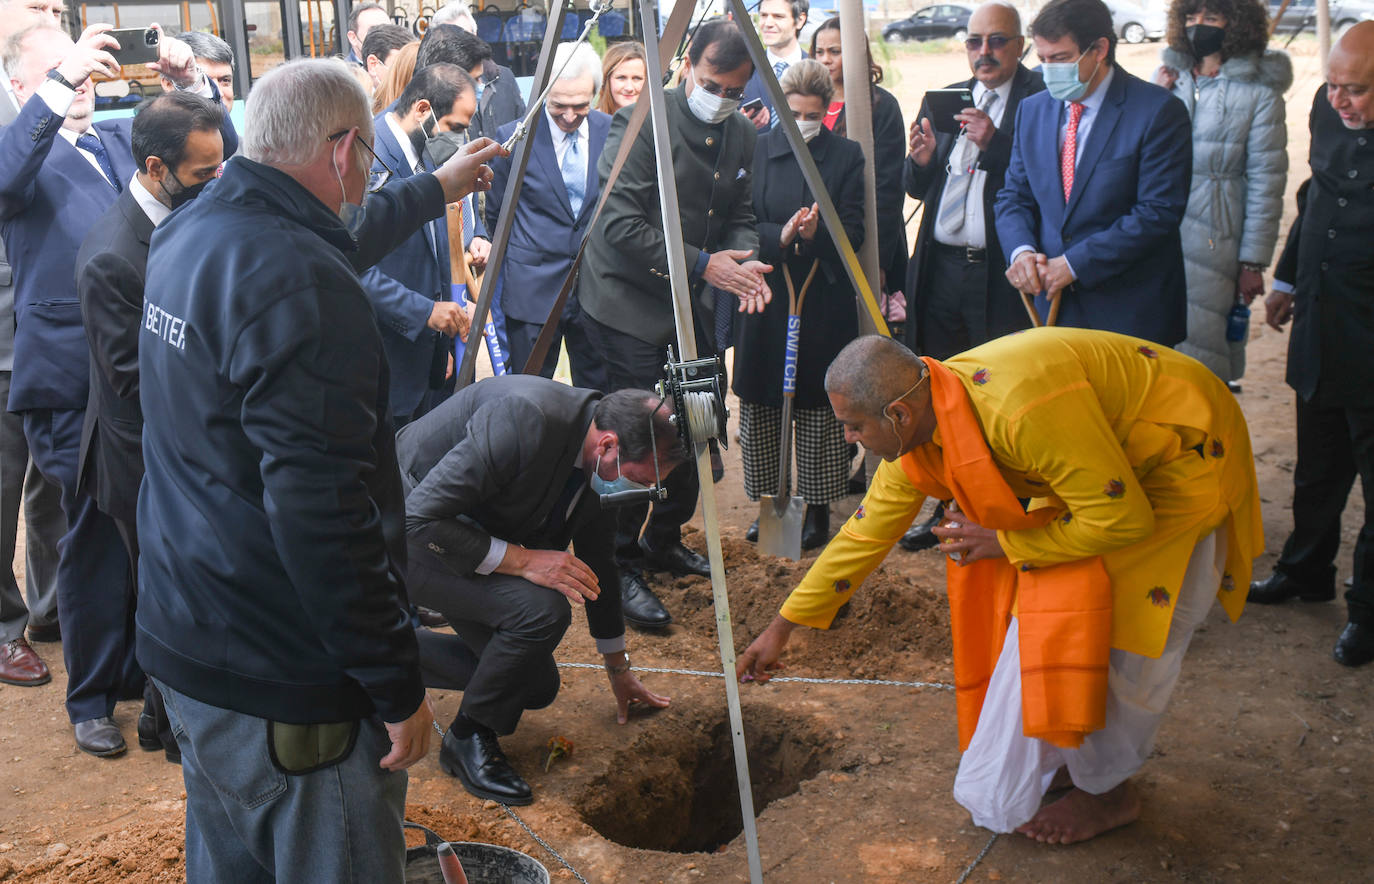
[136, 58, 505, 881]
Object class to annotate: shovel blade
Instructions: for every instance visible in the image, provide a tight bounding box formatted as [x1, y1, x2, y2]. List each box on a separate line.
[757, 495, 805, 560]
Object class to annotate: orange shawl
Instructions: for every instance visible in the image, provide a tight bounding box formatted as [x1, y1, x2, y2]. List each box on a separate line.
[902, 358, 1112, 751]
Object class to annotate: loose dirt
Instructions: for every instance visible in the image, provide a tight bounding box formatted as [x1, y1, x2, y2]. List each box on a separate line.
[1, 37, 1369, 884]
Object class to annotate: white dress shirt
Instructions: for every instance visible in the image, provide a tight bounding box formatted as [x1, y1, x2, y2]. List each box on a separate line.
[129, 176, 171, 227]
[385, 111, 422, 173]
[932, 76, 1014, 249]
[545, 110, 589, 167]
[766, 45, 803, 71]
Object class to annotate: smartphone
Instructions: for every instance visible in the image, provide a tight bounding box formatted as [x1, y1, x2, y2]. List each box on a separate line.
[924, 88, 975, 135]
[740, 96, 765, 114]
[108, 27, 160, 66]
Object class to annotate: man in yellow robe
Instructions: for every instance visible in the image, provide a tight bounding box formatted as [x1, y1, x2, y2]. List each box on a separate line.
[737, 329, 1263, 843]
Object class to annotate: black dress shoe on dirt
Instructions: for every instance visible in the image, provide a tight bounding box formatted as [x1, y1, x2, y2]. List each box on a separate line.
[801, 505, 829, 551]
[1248, 571, 1335, 604]
[25, 622, 61, 643]
[639, 538, 711, 577]
[620, 569, 672, 630]
[75, 717, 127, 758]
[439, 725, 532, 806]
[137, 708, 161, 751]
[746, 520, 759, 543]
[898, 507, 945, 553]
[1333, 622, 1374, 667]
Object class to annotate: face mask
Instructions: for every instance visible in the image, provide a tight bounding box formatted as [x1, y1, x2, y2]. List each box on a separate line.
[425, 130, 467, 167]
[796, 118, 823, 142]
[1042, 47, 1101, 102]
[590, 449, 651, 496]
[332, 140, 366, 233]
[159, 169, 209, 209]
[1185, 24, 1226, 59]
[687, 73, 740, 124]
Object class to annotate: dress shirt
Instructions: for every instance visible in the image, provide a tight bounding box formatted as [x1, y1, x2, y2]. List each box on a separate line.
[385, 112, 422, 173]
[129, 176, 171, 227]
[933, 76, 1013, 248]
[766, 45, 803, 72]
[1010, 68, 1117, 277]
[545, 111, 589, 167]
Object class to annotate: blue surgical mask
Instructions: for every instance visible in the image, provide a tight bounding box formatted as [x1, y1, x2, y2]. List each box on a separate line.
[1042, 47, 1101, 102]
[590, 450, 651, 496]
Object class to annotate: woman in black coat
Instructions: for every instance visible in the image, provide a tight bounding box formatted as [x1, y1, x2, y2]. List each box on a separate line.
[811, 16, 908, 302]
[733, 59, 866, 550]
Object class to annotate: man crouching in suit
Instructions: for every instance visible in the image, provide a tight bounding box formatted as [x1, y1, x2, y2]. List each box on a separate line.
[398, 375, 676, 804]
[76, 90, 226, 763]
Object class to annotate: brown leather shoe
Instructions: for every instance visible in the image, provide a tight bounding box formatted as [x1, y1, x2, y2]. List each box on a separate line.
[0, 638, 51, 686]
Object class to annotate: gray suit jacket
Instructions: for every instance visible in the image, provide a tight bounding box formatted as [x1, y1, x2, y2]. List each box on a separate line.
[396, 374, 625, 641]
[577, 85, 759, 347]
[0, 90, 17, 371]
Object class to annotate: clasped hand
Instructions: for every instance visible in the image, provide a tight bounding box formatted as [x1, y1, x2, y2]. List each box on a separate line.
[704, 249, 773, 314]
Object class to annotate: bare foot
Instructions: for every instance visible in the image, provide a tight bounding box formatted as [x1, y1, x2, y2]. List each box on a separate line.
[1014, 782, 1141, 844]
[1047, 766, 1072, 793]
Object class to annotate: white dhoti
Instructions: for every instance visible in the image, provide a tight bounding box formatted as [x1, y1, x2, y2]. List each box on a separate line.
[951, 529, 1228, 832]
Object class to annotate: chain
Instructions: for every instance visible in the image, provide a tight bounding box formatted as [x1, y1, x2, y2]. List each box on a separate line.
[555, 661, 955, 691]
[954, 833, 998, 884]
[499, 804, 593, 884]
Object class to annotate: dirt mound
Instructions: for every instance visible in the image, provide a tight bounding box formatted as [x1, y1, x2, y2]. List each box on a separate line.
[651, 527, 954, 681]
[3, 805, 531, 883]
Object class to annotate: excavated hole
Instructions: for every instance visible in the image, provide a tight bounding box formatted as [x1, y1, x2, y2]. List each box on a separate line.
[580, 705, 837, 854]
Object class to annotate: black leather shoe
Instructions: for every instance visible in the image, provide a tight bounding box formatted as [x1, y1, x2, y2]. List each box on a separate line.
[75, 717, 127, 758]
[1248, 571, 1335, 604]
[620, 569, 672, 629]
[746, 520, 759, 543]
[137, 708, 161, 751]
[801, 505, 829, 551]
[1333, 622, 1374, 667]
[639, 538, 711, 577]
[898, 506, 945, 553]
[26, 622, 60, 643]
[439, 726, 532, 806]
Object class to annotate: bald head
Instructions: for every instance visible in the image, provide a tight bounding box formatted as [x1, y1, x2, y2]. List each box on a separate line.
[1327, 21, 1374, 129]
[967, 1, 1024, 87]
[825, 335, 925, 418]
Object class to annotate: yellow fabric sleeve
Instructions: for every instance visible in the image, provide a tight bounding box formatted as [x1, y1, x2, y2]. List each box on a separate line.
[779, 458, 927, 629]
[992, 382, 1157, 567]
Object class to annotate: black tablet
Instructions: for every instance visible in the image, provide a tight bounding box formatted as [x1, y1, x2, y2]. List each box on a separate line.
[925, 88, 975, 135]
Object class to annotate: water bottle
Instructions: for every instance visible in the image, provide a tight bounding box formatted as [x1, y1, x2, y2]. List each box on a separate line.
[1226, 301, 1251, 343]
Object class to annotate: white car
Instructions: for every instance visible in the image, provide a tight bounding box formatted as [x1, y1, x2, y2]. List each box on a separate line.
[1103, 0, 1167, 43]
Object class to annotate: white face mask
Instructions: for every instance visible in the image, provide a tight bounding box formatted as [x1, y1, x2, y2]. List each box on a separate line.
[796, 118, 823, 142]
[687, 73, 740, 124]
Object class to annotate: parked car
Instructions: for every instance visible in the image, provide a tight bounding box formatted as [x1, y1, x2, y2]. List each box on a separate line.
[1268, 0, 1373, 35]
[881, 4, 973, 42]
[1103, 0, 1167, 43]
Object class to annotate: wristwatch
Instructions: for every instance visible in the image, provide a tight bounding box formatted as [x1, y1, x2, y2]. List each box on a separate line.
[46, 68, 78, 91]
[605, 654, 631, 675]
[1239, 262, 1267, 273]
[174, 65, 207, 92]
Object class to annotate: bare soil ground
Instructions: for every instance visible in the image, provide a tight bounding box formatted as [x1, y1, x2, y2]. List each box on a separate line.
[2, 38, 1371, 884]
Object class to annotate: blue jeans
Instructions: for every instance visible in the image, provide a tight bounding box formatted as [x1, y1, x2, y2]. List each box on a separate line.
[154, 679, 408, 883]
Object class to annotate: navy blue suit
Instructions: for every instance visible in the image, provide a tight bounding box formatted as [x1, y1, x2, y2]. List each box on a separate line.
[740, 51, 807, 128]
[486, 111, 609, 387]
[0, 94, 140, 723]
[359, 113, 454, 423]
[994, 66, 1193, 346]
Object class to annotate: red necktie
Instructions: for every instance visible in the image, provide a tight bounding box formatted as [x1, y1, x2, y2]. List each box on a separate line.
[1061, 101, 1084, 202]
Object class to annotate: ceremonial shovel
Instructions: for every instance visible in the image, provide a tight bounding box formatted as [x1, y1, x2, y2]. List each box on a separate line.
[758, 259, 820, 560]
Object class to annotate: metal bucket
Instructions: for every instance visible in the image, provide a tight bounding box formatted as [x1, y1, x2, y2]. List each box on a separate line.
[404, 822, 550, 884]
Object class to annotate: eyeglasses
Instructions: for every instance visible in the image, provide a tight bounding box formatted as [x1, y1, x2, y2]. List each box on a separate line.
[964, 34, 1013, 51]
[327, 128, 394, 193]
[695, 75, 747, 101]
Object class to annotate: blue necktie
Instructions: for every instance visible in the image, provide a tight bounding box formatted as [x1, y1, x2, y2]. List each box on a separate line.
[773, 60, 787, 78]
[561, 130, 585, 217]
[75, 132, 121, 192]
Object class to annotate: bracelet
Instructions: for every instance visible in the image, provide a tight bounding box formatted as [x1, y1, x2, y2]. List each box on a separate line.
[45, 68, 77, 92]
[175, 65, 206, 92]
[605, 655, 630, 675]
[1240, 262, 1267, 273]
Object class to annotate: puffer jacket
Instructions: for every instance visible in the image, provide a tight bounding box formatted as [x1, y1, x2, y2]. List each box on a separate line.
[1166, 47, 1291, 380]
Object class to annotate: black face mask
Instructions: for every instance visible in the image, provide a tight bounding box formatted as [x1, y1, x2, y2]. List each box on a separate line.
[160, 169, 209, 209]
[1185, 24, 1226, 60]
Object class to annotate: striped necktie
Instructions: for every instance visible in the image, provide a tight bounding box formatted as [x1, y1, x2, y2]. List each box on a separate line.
[935, 89, 998, 238]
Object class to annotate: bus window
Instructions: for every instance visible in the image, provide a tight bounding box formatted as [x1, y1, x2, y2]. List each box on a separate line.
[299, 0, 338, 58]
[244, 0, 285, 79]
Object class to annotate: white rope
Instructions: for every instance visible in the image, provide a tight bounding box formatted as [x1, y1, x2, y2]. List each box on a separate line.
[681, 389, 722, 441]
[555, 661, 955, 690]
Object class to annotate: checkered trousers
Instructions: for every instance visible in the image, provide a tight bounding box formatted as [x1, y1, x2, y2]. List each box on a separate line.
[738, 401, 851, 506]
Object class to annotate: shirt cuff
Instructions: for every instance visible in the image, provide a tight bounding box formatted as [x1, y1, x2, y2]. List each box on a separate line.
[595, 635, 627, 655]
[1009, 245, 1036, 265]
[1271, 279, 1295, 295]
[475, 538, 508, 575]
[1061, 254, 1077, 281]
[36, 78, 75, 117]
[692, 251, 710, 279]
